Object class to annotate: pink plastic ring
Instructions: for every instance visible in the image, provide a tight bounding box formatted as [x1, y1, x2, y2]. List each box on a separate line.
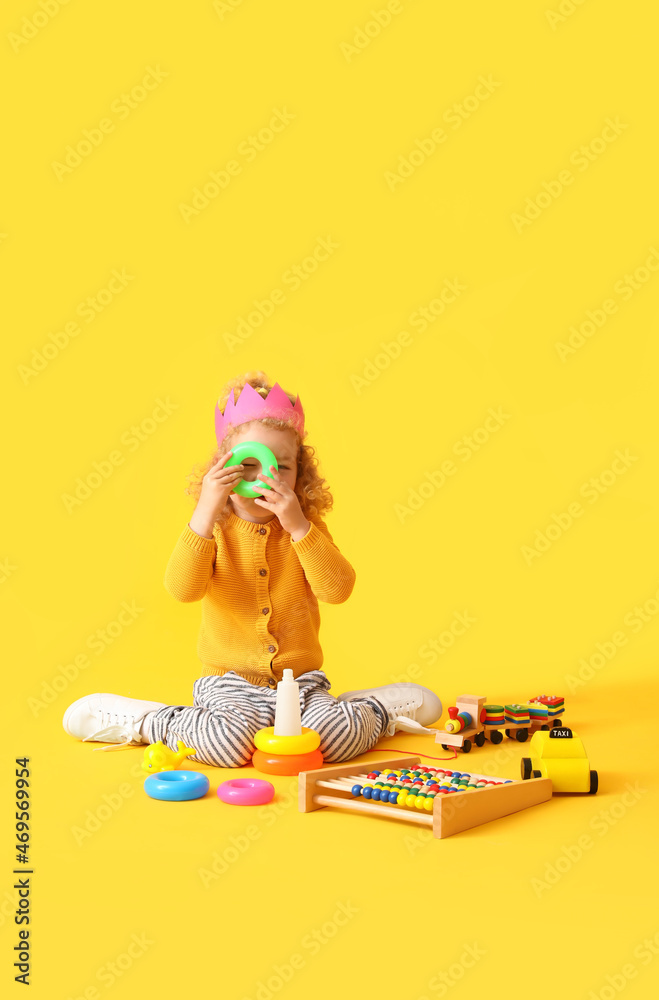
[217, 778, 274, 806]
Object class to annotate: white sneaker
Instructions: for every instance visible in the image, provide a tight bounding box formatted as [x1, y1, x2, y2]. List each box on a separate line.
[62, 693, 168, 752]
[338, 683, 442, 737]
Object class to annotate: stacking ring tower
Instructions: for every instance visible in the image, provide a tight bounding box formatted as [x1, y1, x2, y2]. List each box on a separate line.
[252, 670, 323, 775]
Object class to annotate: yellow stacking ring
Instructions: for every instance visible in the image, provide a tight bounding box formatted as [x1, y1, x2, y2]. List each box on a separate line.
[253, 727, 321, 755]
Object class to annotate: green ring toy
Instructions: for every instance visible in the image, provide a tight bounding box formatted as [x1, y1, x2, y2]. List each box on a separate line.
[225, 441, 278, 498]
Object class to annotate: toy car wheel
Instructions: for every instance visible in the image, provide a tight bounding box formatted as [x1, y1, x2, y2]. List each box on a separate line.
[532, 769, 542, 778]
[490, 730, 503, 745]
[505, 728, 511, 738]
[516, 728, 528, 742]
[475, 732, 485, 747]
[521, 757, 532, 780]
[552, 719, 563, 728]
[589, 770, 598, 794]
[442, 744, 449, 751]
[540, 724, 549, 731]
[462, 739, 472, 753]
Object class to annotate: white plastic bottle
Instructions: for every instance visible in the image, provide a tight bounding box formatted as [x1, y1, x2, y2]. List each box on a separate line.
[273, 669, 302, 736]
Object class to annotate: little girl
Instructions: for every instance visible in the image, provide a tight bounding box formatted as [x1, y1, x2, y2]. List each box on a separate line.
[62, 371, 442, 766]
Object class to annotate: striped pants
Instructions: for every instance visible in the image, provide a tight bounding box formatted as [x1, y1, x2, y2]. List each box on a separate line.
[145, 670, 389, 767]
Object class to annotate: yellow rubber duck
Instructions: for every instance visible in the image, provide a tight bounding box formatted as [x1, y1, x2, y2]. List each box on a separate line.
[141, 740, 197, 774]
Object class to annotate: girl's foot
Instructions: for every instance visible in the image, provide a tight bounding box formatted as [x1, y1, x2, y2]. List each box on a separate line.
[338, 682, 442, 736]
[62, 693, 168, 751]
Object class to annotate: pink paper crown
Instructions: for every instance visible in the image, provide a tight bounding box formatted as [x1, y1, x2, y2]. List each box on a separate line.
[215, 381, 305, 445]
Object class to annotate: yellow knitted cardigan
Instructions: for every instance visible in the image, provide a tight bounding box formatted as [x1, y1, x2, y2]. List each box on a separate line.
[164, 509, 356, 687]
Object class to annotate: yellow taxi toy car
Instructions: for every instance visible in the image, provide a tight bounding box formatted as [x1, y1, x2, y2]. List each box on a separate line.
[520, 727, 598, 794]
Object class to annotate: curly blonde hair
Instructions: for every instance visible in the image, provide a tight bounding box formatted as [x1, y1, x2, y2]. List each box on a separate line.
[185, 370, 334, 530]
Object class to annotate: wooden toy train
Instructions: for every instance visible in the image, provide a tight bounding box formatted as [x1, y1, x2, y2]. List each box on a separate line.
[436, 694, 565, 754]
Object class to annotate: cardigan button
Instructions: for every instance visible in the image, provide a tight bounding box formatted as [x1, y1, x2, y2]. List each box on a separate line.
[258, 528, 267, 535]
[262, 607, 269, 615]
[268, 678, 277, 687]
[268, 645, 276, 653]
[259, 569, 267, 576]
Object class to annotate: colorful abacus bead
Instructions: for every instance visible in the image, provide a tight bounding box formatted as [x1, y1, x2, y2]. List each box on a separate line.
[345, 766, 516, 817]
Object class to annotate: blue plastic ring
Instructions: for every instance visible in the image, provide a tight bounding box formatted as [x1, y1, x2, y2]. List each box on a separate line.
[144, 770, 210, 801]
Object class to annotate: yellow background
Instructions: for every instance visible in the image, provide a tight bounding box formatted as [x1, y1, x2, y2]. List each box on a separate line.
[3, 1, 658, 997]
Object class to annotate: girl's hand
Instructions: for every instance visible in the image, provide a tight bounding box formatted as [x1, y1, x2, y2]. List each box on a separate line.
[190, 451, 244, 537]
[253, 465, 310, 537]
[200, 450, 245, 512]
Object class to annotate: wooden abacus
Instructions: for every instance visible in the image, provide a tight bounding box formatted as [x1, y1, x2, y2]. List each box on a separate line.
[298, 754, 552, 839]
